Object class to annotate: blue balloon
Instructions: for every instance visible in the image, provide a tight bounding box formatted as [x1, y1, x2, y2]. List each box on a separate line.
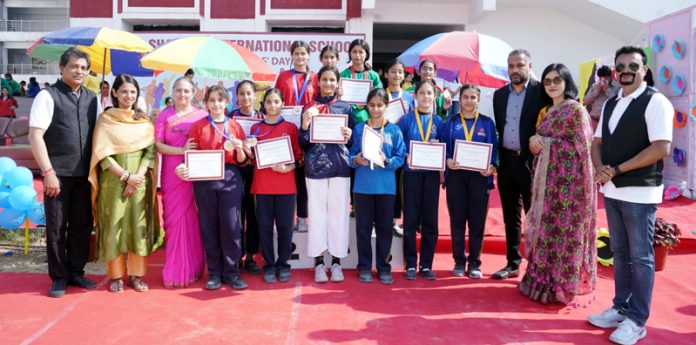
[0, 192, 10, 209]
[5, 167, 33, 189]
[27, 201, 46, 226]
[0, 207, 26, 230]
[9, 185, 37, 211]
[0, 157, 16, 176]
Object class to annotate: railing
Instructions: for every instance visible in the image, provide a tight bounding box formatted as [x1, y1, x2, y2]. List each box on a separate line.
[0, 63, 60, 75]
[0, 19, 68, 32]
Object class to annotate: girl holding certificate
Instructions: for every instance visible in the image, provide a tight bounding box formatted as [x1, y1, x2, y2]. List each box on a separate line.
[249, 89, 302, 284]
[176, 85, 249, 291]
[89, 74, 162, 293]
[274, 40, 315, 234]
[299, 66, 353, 283]
[404, 59, 452, 120]
[340, 39, 382, 124]
[397, 81, 443, 280]
[438, 84, 498, 279]
[231, 80, 263, 275]
[349, 88, 405, 284]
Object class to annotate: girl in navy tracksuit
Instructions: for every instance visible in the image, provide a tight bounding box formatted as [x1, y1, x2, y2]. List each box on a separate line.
[349, 88, 405, 284]
[299, 66, 354, 283]
[438, 84, 498, 279]
[397, 81, 443, 281]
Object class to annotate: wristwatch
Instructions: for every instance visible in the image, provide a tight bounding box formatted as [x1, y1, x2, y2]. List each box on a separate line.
[612, 165, 622, 176]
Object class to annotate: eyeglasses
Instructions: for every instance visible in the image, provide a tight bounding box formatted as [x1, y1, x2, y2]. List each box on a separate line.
[615, 62, 641, 73]
[542, 76, 563, 86]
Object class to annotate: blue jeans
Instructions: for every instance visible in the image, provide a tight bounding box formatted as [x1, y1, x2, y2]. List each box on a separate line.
[603, 196, 657, 327]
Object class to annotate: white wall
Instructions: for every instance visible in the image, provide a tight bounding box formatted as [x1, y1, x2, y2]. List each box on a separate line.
[469, 6, 629, 83]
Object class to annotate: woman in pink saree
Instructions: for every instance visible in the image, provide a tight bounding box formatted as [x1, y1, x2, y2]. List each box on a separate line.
[155, 77, 208, 287]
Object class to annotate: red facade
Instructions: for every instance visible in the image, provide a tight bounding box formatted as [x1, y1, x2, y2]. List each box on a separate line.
[211, 0, 255, 19]
[129, 0, 195, 6]
[71, 0, 112, 18]
[270, 0, 341, 10]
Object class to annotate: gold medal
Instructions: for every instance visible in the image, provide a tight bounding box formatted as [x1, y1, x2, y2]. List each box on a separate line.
[223, 140, 234, 151]
[246, 137, 258, 147]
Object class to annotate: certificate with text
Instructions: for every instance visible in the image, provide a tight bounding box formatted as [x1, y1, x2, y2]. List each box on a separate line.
[385, 98, 407, 124]
[281, 106, 303, 128]
[339, 79, 372, 104]
[408, 142, 446, 171]
[361, 126, 384, 168]
[453, 140, 492, 172]
[235, 118, 262, 137]
[254, 136, 295, 169]
[185, 150, 224, 180]
[310, 114, 348, 144]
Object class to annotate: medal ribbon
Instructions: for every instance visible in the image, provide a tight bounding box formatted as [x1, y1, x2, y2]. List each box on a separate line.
[460, 112, 479, 142]
[292, 69, 310, 106]
[351, 66, 369, 80]
[414, 109, 433, 142]
[386, 87, 402, 101]
[251, 117, 284, 139]
[207, 115, 230, 143]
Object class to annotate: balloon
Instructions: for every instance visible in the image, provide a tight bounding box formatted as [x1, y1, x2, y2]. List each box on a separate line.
[0, 157, 16, 176]
[4, 167, 33, 189]
[0, 207, 26, 230]
[0, 192, 10, 208]
[9, 185, 37, 211]
[27, 202, 46, 226]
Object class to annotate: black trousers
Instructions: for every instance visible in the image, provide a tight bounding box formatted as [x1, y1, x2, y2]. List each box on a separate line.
[295, 167, 308, 218]
[44, 176, 93, 281]
[446, 170, 490, 268]
[193, 165, 243, 278]
[240, 166, 259, 256]
[393, 168, 403, 219]
[256, 194, 295, 273]
[402, 171, 440, 270]
[497, 150, 532, 269]
[354, 193, 395, 272]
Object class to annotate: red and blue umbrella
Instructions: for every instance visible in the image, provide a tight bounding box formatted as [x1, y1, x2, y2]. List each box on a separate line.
[398, 31, 513, 88]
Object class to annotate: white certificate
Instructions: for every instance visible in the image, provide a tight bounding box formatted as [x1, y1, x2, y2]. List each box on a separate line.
[385, 98, 407, 124]
[235, 118, 262, 136]
[281, 106, 303, 128]
[339, 79, 372, 104]
[361, 126, 384, 168]
[185, 150, 224, 180]
[310, 114, 348, 144]
[254, 136, 295, 169]
[408, 141, 446, 171]
[453, 140, 492, 172]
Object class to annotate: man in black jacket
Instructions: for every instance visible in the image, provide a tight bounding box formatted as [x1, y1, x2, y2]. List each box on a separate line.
[492, 49, 545, 279]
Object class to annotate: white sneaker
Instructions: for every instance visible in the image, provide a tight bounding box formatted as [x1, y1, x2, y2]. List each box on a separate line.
[314, 264, 328, 283]
[588, 307, 626, 328]
[609, 319, 647, 345]
[330, 263, 344, 282]
[297, 218, 308, 232]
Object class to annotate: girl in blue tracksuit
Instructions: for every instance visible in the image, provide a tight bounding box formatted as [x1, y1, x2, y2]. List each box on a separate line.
[397, 81, 443, 281]
[438, 84, 498, 279]
[299, 66, 354, 283]
[349, 88, 405, 284]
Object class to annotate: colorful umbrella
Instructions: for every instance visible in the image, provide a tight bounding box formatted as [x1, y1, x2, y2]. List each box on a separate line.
[398, 31, 512, 88]
[140, 37, 276, 81]
[27, 26, 153, 76]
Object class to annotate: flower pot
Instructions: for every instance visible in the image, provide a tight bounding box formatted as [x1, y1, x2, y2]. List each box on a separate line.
[654, 245, 669, 271]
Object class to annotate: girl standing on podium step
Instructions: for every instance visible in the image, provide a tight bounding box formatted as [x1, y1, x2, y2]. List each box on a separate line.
[397, 80, 443, 281]
[230, 80, 264, 275]
[248, 88, 302, 284]
[349, 88, 405, 284]
[274, 40, 317, 234]
[438, 84, 498, 280]
[299, 66, 353, 283]
[175, 85, 249, 291]
[340, 39, 382, 125]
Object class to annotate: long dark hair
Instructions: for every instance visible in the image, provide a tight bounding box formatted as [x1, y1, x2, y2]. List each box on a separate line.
[110, 74, 140, 110]
[348, 39, 372, 71]
[260, 88, 283, 115]
[540, 63, 578, 103]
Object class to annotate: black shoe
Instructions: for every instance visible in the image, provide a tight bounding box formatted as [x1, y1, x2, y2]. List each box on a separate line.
[378, 271, 393, 285]
[68, 276, 97, 289]
[358, 270, 373, 283]
[452, 265, 465, 277]
[404, 267, 417, 280]
[49, 279, 67, 298]
[205, 276, 222, 290]
[263, 271, 277, 284]
[244, 260, 262, 275]
[225, 276, 248, 290]
[419, 268, 436, 280]
[278, 269, 291, 282]
[492, 266, 519, 280]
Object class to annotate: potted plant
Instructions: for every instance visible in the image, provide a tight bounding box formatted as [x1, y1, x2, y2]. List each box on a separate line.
[653, 217, 681, 271]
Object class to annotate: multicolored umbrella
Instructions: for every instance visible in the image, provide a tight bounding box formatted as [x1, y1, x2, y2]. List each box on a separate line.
[140, 37, 276, 81]
[27, 26, 153, 76]
[398, 31, 512, 88]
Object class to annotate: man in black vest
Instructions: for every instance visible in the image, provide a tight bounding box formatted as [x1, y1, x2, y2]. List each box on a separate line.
[588, 46, 673, 345]
[492, 49, 545, 279]
[29, 47, 99, 298]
